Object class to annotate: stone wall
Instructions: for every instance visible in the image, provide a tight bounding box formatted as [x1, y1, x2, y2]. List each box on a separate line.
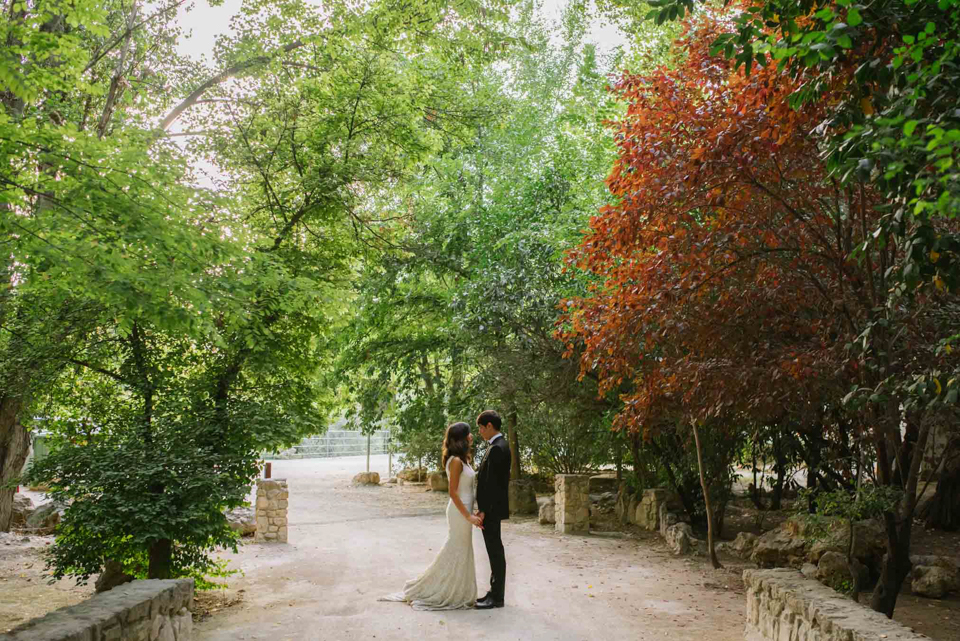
[744, 569, 928, 641]
[3, 579, 193, 641]
[255, 478, 288, 543]
[554, 474, 589, 534]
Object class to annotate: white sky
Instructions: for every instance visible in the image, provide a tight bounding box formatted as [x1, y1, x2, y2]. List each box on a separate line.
[174, 0, 628, 63]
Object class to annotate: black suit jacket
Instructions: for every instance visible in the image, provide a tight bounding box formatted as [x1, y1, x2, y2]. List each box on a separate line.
[476, 434, 511, 520]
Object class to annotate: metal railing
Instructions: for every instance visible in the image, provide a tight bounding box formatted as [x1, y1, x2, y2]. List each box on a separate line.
[269, 429, 392, 459]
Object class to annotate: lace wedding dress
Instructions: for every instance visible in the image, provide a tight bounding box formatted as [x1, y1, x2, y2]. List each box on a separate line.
[380, 457, 478, 610]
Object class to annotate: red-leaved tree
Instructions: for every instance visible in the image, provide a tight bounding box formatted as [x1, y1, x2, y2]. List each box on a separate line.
[561, 8, 960, 615]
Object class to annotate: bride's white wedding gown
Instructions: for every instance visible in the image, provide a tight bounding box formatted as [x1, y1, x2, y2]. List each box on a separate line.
[380, 457, 477, 610]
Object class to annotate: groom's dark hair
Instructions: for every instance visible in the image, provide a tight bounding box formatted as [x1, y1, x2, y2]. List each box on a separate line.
[477, 409, 501, 431]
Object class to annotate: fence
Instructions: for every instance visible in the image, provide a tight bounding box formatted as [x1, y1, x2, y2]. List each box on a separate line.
[268, 429, 392, 459]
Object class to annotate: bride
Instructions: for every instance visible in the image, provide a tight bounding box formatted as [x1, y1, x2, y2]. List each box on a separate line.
[381, 422, 482, 610]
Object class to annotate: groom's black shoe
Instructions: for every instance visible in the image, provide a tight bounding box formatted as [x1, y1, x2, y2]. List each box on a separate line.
[474, 596, 504, 609]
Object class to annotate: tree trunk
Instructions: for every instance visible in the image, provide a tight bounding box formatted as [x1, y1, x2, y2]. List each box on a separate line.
[507, 405, 520, 480]
[691, 420, 722, 569]
[870, 412, 931, 616]
[630, 433, 645, 490]
[870, 513, 913, 616]
[771, 431, 786, 510]
[0, 397, 28, 532]
[148, 538, 173, 579]
[920, 438, 960, 531]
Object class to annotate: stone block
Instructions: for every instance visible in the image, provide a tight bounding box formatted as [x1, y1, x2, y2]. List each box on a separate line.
[100, 622, 122, 641]
[538, 497, 556, 525]
[554, 474, 590, 535]
[508, 480, 538, 515]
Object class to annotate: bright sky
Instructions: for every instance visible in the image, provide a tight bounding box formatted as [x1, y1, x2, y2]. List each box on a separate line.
[174, 0, 628, 63]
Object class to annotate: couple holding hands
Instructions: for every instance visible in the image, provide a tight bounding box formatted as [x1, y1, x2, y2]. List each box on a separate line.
[382, 410, 510, 611]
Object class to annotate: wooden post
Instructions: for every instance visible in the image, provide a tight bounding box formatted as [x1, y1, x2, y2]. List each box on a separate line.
[366, 433, 371, 473]
[265, 462, 272, 479]
[388, 430, 393, 479]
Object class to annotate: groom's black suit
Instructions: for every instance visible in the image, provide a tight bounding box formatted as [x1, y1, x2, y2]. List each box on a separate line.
[476, 433, 511, 603]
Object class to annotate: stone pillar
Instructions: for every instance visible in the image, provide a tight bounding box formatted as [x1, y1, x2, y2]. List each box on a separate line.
[255, 478, 288, 543]
[554, 474, 590, 534]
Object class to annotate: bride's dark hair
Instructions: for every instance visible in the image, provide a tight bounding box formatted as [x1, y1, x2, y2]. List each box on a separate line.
[442, 422, 472, 469]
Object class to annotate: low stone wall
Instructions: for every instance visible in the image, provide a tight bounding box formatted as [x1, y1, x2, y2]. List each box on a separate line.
[3, 579, 193, 641]
[744, 569, 928, 641]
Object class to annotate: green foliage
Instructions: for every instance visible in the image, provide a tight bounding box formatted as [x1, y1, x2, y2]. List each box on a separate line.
[331, 0, 627, 473]
[797, 485, 902, 540]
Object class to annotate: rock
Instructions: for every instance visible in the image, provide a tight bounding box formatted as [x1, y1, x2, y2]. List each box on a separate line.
[25, 502, 62, 535]
[589, 475, 619, 494]
[816, 551, 868, 591]
[911, 554, 960, 579]
[427, 472, 448, 492]
[801, 563, 818, 580]
[398, 468, 426, 482]
[729, 532, 759, 558]
[509, 480, 538, 515]
[615, 489, 635, 524]
[386, 477, 398, 484]
[11, 494, 34, 528]
[664, 522, 696, 555]
[808, 519, 886, 568]
[627, 495, 640, 525]
[751, 527, 809, 568]
[635, 489, 676, 532]
[912, 566, 955, 599]
[538, 497, 556, 524]
[658, 502, 679, 538]
[95, 559, 135, 593]
[224, 506, 257, 536]
[352, 472, 380, 485]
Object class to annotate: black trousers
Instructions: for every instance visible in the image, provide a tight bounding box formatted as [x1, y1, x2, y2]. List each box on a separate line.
[481, 517, 506, 601]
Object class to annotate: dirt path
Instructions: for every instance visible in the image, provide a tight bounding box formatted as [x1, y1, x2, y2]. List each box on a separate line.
[0, 532, 93, 633]
[193, 456, 747, 641]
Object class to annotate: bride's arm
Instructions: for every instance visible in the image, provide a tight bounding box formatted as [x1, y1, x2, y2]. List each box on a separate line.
[448, 458, 482, 527]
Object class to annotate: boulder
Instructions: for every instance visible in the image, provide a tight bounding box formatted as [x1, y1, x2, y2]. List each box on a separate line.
[816, 551, 868, 591]
[658, 502, 680, 538]
[615, 489, 635, 524]
[627, 495, 640, 525]
[397, 468, 426, 482]
[428, 472, 448, 492]
[808, 519, 886, 568]
[224, 506, 257, 536]
[538, 497, 556, 525]
[11, 495, 35, 528]
[25, 502, 62, 535]
[751, 527, 808, 568]
[509, 480, 538, 515]
[95, 559, 135, 593]
[911, 554, 960, 579]
[589, 475, 619, 494]
[352, 472, 381, 485]
[912, 566, 955, 599]
[635, 489, 676, 532]
[664, 522, 696, 555]
[801, 563, 818, 580]
[729, 532, 759, 558]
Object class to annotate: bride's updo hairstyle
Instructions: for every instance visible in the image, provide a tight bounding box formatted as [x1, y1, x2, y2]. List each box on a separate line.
[442, 421, 472, 469]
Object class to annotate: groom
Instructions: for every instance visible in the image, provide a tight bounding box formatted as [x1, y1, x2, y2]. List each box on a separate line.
[474, 409, 511, 609]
